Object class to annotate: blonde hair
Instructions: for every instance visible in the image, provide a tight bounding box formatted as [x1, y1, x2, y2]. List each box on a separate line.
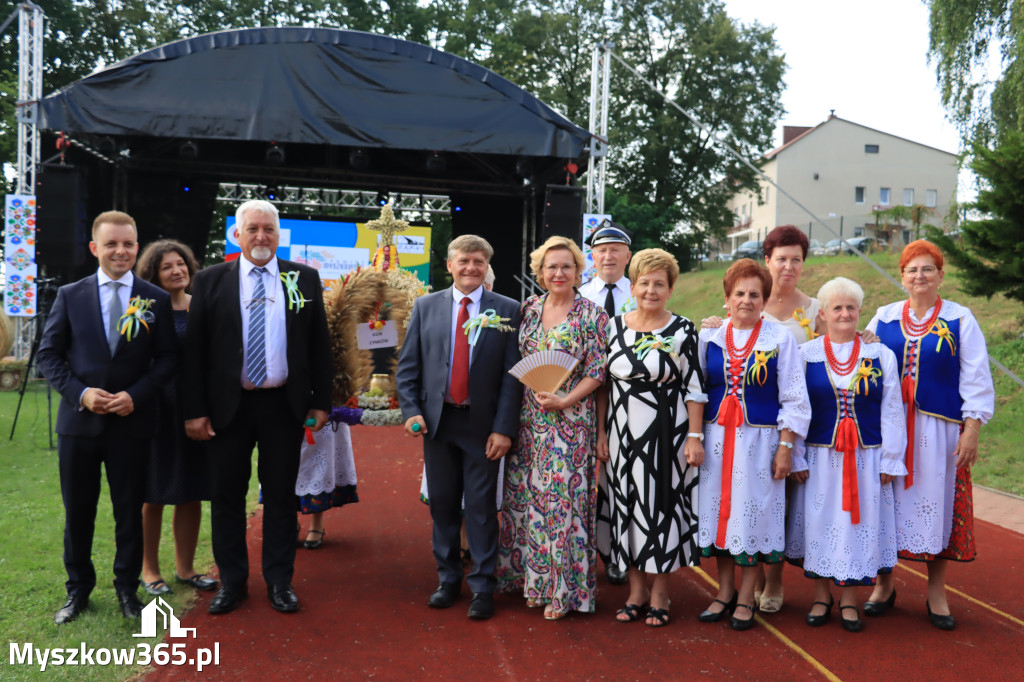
[530, 236, 585, 289]
[91, 210, 137, 239]
[628, 248, 679, 288]
[447, 234, 494, 261]
[816, 276, 864, 311]
[484, 264, 495, 287]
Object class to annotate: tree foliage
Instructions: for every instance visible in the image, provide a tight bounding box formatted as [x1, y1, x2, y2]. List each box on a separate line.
[928, 0, 1024, 142]
[926, 132, 1024, 304]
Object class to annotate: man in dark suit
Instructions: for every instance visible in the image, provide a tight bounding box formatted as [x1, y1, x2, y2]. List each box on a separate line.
[396, 235, 522, 620]
[181, 199, 332, 615]
[37, 211, 177, 624]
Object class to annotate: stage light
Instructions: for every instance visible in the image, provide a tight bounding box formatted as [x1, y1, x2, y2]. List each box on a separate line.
[182, 185, 191, 193]
[265, 184, 280, 201]
[179, 140, 199, 160]
[375, 191, 389, 207]
[426, 151, 446, 174]
[349, 149, 369, 171]
[265, 143, 285, 165]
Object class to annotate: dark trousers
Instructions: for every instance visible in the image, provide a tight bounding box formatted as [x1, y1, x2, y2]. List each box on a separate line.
[423, 403, 501, 594]
[209, 388, 302, 589]
[58, 432, 148, 596]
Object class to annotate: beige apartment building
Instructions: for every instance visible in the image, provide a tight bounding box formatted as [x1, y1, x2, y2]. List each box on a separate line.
[723, 115, 958, 253]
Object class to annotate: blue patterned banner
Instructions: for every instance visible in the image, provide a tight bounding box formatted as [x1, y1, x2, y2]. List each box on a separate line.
[4, 194, 38, 316]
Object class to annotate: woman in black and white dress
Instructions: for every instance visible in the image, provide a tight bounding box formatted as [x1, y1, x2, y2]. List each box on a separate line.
[596, 248, 706, 627]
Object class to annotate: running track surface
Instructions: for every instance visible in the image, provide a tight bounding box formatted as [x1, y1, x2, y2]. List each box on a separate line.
[146, 426, 1024, 681]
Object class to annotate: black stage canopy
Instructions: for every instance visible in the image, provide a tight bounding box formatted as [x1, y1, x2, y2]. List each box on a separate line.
[34, 27, 592, 290]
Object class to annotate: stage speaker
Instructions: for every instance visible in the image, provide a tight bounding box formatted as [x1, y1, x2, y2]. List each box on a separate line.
[541, 184, 584, 243]
[35, 165, 89, 276]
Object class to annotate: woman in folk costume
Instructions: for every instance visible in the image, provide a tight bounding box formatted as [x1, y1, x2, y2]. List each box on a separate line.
[865, 240, 994, 630]
[696, 259, 811, 630]
[785, 277, 906, 633]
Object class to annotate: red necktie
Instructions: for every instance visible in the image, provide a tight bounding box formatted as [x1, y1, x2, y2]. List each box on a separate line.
[450, 297, 471, 405]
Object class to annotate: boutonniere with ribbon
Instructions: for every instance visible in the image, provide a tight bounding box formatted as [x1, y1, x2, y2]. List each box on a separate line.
[545, 321, 577, 353]
[619, 296, 637, 314]
[793, 308, 817, 342]
[462, 308, 516, 347]
[928, 319, 957, 355]
[280, 271, 311, 311]
[745, 347, 778, 386]
[848, 357, 883, 395]
[634, 333, 678, 361]
[118, 296, 155, 341]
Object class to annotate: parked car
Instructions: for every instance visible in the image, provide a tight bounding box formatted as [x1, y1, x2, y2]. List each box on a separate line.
[731, 240, 763, 260]
[823, 238, 844, 255]
[809, 238, 825, 257]
[842, 236, 888, 254]
[716, 252, 734, 262]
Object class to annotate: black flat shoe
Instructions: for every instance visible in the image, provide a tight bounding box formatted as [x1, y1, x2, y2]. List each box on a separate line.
[116, 590, 144, 619]
[606, 564, 628, 585]
[268, 584, 299, 613]
[699, 591, 738, 623]
[54, 593, 88, 625]
[143, 579, 172, 596]
[209, 585, 248, 615]
[926, 601, 956, 630]
[730, 603, 756, 631]
[805, 595, 834, 627]
[863, 588, 896, 617]
[303, 529, 325, 549]
[427, 582, 460, 609]
[176, 573, 218, 591]
[840, 605, 863, 632]
[467, 592, 495, 620]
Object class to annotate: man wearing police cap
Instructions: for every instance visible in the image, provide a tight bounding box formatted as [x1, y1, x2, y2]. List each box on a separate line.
[579, 219, 633, 585]
[580, 220, 635, 322]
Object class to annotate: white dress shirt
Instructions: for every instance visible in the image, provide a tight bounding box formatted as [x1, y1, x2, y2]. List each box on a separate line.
[579, 275, 632, 315]
[446, 284, 483, 403]
[239, 256, 288, 388]
[81, 269, 135, 405]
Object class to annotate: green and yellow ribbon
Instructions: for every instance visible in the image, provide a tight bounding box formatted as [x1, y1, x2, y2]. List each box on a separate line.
[619, 296, 637, 314]
[929, 319, 957, 356]
[118, 296, 155, 342]
[848, 358, 883, 395]
[634, 333, 676, 361]
[545, 321, 574, 351]
[745, 348, 778, 386]
[280, 271, 311, 311]
[462, 308, 516, 346]
[793, 308, 816, 342]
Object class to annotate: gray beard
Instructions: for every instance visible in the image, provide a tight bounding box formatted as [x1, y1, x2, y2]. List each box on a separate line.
[251, 246, 273, 261]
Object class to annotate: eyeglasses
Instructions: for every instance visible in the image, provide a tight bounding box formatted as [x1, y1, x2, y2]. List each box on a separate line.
[544, 264, 576, 275]
[902, 266, 938, 276]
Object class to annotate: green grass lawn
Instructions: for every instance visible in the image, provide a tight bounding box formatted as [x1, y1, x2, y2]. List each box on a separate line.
[671, 253, 1024, 496]
[0, 382, 258, 681]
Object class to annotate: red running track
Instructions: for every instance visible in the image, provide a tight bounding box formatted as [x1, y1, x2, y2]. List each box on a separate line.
[146, 426, 1024, 680]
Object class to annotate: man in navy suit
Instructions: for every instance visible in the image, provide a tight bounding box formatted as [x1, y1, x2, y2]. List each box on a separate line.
[396, 234, 522, 620]
[37, 211, 177, 624]
[182, 199, 333, 615]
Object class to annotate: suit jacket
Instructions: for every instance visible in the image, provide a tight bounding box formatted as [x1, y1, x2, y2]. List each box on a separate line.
[36, 274, 177, 438]
[180, 258, 333, 429]
[396, 287, 522, 444]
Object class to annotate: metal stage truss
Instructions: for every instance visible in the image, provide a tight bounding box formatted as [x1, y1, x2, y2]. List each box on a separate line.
[215, 183, 451, 216]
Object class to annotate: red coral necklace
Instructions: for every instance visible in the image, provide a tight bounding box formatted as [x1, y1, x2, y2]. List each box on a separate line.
[824, 334, 861, 376]
[901, 296, 942, 337]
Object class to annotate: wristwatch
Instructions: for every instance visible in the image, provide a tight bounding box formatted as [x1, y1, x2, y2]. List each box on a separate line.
[778, 440, 794, 449]
[686, 432, 704, 441]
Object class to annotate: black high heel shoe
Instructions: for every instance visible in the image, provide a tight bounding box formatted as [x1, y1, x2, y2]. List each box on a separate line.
[926, 601, 956, 630]
[730, 602, 756, 631]
[698, 591, 738, 623]
[863, 588, 896, 617]
[805, 595, 834, 627]
[840, 604, 863, 632]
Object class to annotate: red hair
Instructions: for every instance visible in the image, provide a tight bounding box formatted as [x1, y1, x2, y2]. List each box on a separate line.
[763, 224, 809, 259]
[724, 258, 773, 299]
[899, 239, 944, 271]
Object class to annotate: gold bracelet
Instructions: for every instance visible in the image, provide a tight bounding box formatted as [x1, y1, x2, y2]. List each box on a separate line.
[964, 423, 980, 433]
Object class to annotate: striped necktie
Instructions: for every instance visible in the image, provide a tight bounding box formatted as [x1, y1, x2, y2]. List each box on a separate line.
[247, 267, 268, 387]
[107, 281, 123, 356]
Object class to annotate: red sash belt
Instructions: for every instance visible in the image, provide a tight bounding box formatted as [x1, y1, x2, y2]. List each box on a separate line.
[305, 426, 316, 445]
[836, 416, 861, 524]
[716, 393, 745, 547]
[901, 374, 916, 489]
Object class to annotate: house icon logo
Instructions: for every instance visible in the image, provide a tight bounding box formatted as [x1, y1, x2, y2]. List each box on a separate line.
[132, 597, 197, 639]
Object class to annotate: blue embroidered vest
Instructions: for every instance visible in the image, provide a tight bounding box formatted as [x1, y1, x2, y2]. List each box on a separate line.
[876, 315, 962, 422]
[704, 341, 780, 427]
[804, 360, 883, 448]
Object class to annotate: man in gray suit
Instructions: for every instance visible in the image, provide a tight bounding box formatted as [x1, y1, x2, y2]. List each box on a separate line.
[396, 235, 522, 620]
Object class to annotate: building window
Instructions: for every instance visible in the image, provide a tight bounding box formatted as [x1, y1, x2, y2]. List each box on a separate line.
[926, 189, 938, 207]
[855, 186, 865, 204]
[865, 144, 879, 153]
[880, 187, 891, 205]
[903, 188, 914, 206]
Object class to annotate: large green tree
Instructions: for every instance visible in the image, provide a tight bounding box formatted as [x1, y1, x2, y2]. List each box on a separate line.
[928, 0, 1024, 143]
[926, 132, 1024, 304]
